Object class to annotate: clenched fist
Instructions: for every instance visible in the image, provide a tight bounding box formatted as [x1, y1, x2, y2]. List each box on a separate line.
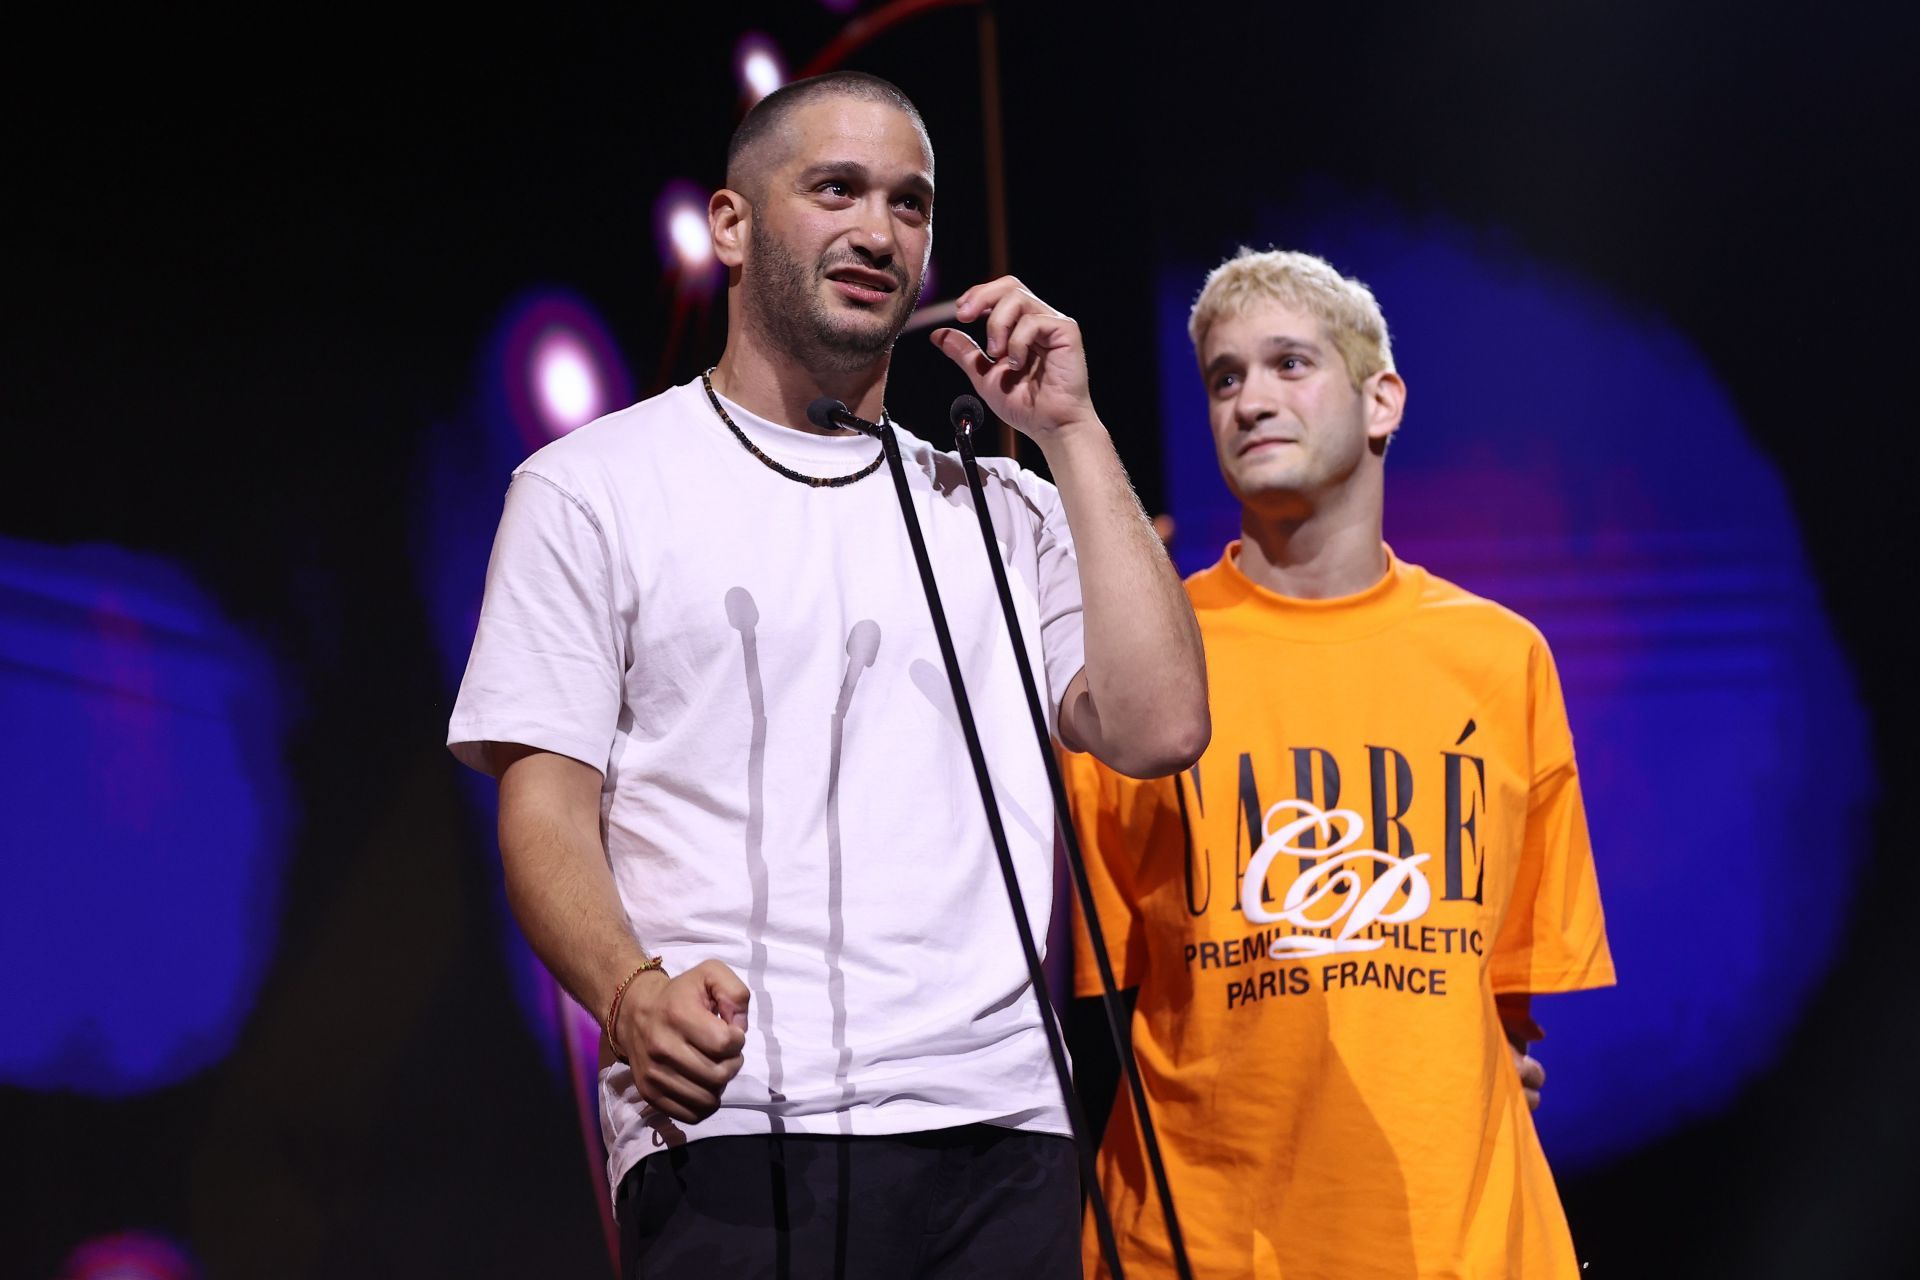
[616, 958, 751, 1124]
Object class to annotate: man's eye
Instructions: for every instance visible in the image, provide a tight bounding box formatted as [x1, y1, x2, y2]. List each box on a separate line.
[896, 196, 924, 213]
[1213, 373, 1240, 394]
[821, 181, 851, 198]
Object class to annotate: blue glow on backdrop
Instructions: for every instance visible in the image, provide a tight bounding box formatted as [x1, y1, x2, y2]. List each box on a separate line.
[415, 288, 635, 1074]
[0, 539, 293, 1095]
[1155, 195, 1874, 1169]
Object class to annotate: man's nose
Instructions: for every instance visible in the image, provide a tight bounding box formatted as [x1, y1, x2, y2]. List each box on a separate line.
[849, 199, 897, 260]
[1235, 386, 1278, 429]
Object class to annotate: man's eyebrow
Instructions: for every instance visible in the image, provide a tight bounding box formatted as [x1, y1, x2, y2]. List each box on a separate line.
[794, 161, 934, 200]
[796, 160, 870, 187]
[1202, 351, 1244, 379]
[1203, 334, 1324, 379]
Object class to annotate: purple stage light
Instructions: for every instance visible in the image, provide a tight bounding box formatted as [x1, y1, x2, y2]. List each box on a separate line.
[494, 293, 634, 452]
[655, 180, 713, 273]
[420, 289, 635, 1081]
[1, 540, 293, 1098]
[669, 207, 711, 269]
[736, 33, 785, 104]
[58, 1230, 199, 1280]
[533, 331, 600, 430]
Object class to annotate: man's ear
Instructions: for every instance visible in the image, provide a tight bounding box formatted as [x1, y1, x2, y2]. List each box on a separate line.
[1365, 369, 1406, 450]
[710, 189, 750, 269]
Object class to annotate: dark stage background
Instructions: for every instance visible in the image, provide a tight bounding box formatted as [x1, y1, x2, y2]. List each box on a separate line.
[4, 2, 1912, 1275]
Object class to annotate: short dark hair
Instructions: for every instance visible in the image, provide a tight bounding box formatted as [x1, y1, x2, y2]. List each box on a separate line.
[724, 71, 928, 196]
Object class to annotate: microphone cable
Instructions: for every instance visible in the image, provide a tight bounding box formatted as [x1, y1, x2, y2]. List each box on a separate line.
[808, 396, 1131, 1279]
[950, 392, 1195, 1280]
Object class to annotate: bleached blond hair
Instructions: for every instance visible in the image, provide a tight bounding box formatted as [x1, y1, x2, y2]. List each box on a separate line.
[1188, 248, 1394, 386]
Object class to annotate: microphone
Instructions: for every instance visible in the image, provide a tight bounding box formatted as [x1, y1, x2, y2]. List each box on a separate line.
[824, 379, 1146, 1279]
[806, 397, 847, 431]
[949, 394, 986, 442]
[806, 397, 881, 437]
[946, 385, 1192, 1279]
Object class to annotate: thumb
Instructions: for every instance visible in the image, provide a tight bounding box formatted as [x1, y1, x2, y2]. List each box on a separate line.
[930, 326, 994, 389]
[702, 960, 751, 1031]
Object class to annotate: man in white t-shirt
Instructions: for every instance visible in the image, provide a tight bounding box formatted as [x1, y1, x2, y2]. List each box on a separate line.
[447, 71, 1208, 1277]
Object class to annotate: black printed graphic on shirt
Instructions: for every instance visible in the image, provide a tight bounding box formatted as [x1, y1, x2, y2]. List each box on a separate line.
[1171, 737, 1491, 1010]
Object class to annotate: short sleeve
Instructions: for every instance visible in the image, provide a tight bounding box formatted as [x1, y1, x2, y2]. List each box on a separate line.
[1065, 747, 1177, 998]
[1028, 476, 1087, 735]
[1489, 640, 1616, 994]
[446, 469, 625, 776]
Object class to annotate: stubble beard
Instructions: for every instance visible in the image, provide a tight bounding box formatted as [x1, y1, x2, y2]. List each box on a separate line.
[1233, 471, 1317, 525]
[1222, 431, 1322, 521]
[743, 224, 918, 376]
[1229, 433, 1374, 525]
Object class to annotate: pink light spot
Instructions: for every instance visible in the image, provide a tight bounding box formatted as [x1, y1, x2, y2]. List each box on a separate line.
[532, 331, 601, 435]
[741, 42, 782, 102]
[60, 1231, 200, 1280]
[494, 293, 634, 452]
[668, 204, 712, 270]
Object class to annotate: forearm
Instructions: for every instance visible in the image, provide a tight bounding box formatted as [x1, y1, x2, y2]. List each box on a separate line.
[1496, 992, 1543, 1045]
[496, 747, 655, 1027]
[1040, 418, 1209, 777]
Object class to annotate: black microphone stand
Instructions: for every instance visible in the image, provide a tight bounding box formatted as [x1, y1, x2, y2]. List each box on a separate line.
[950, 395, 1195, 1280]
[809, 398, 1127, 1279]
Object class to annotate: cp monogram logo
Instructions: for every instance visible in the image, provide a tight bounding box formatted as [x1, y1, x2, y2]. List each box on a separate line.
[1239, 800, 1434, 958]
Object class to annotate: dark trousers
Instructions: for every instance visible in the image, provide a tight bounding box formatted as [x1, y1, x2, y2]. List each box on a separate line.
[618, 1124, 1082, 1279]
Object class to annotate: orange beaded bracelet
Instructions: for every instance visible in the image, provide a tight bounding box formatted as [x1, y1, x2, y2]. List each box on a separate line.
[603, 956, 666, 1063]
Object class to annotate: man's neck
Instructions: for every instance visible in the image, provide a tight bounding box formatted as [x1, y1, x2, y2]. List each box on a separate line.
[1235, 493, 1388, 600]
[709, 338, 889, 436]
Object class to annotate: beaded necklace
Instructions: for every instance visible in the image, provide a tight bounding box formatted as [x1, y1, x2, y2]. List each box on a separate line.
[701, 368, 886, 489]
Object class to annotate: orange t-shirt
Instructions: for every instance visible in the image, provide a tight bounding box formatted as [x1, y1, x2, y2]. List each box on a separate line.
[1068, 545, 1614, 1280]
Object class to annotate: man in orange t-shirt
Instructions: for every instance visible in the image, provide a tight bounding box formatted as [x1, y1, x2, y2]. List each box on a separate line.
[1066, 248, 1614, 1278]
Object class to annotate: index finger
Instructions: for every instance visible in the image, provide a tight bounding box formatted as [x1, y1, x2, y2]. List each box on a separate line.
[954, 274, 1032, 323]
[930, 326, 996, 388]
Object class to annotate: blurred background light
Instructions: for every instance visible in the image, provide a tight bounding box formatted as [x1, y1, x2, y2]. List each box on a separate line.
[416, 288, 635, 1079]
[655, 180, 717, 281]
[494, 291, 634, 452]
[737, 32, 785, 104]
[534, 331, 600, 431]
[58, 1230, 200, 1280]
[0, 539, 294, 1097]
[669, 205, 712, 270]
[920, 251, 938, 303]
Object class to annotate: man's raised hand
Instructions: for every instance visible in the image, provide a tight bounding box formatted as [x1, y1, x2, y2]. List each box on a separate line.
[930, 276, 1099, 448]
[616, 958, 750, 1124]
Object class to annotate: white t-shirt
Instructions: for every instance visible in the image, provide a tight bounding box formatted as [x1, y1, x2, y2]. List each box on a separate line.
[447, 377, 1086, 1201]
